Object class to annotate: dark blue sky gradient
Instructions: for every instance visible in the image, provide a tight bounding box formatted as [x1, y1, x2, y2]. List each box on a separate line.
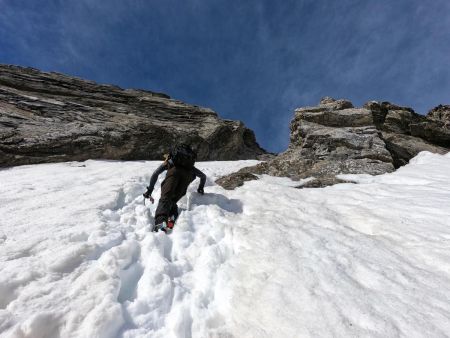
[1, 0, 449, 152]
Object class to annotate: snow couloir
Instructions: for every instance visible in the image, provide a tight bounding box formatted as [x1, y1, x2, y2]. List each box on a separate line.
[1, 152, 450, 337]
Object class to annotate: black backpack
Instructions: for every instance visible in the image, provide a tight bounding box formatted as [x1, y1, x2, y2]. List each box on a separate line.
[170, 144, 197, 169]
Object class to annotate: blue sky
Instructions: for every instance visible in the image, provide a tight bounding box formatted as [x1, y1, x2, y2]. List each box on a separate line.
[1, 0, 449, 152]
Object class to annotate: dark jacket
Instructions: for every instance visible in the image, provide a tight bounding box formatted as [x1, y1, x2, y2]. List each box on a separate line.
[150, 160, 206, 226]
[147, 160, 206, 197]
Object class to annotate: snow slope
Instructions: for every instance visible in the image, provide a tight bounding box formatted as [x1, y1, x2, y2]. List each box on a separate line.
[1, 152, 450, 337]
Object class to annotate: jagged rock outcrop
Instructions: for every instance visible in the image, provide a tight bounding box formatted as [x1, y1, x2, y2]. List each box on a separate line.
[427, 104, 450, 124]
[217, 97, 449, 189]
[363, 101, 449, 166]
[0, 64, 266, 167]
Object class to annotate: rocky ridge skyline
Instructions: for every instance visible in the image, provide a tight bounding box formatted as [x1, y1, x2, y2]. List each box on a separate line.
[0, 64, 266, 167]
[217, 97, 450, 189]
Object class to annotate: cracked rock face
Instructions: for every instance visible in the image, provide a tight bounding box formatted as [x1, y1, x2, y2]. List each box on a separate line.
[427, 104, 450, 124]
[0, 64, 266, 167]
[365, 101, 449, 167]
[217, 97, 449, 189]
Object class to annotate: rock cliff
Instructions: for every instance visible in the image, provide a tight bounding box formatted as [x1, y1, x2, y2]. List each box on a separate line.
[0, 64, 266, 166]
[217, 97, 449, 189]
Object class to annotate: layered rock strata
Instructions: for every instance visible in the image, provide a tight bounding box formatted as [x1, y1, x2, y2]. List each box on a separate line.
[0, 64, 266, 166]
[364, 101, 449, 167]
[217, 97, 449, 189]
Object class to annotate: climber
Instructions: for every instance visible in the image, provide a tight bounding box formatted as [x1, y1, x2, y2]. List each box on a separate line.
[143, 143, 206, 232]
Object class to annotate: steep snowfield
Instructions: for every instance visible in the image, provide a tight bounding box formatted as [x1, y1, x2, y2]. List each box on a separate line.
[1, 152, 450, 338]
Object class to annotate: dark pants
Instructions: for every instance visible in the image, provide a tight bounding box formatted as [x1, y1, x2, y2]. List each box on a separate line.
[154, 166, 194, 226]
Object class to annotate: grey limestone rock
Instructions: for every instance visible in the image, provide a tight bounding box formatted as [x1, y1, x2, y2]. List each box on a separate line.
[215, 171, 259, 190]
[362, 101, 449, 163]
[0, 64, 266, 167]
[217, 97, 449, 190]
[410, 105, 450, 148]
[383, 109, 426, 134]
[426, 104, 450, 123]
[382, 133, 448, 167]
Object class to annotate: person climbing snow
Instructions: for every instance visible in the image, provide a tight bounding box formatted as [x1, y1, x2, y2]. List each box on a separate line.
[143, 143, 206, 233]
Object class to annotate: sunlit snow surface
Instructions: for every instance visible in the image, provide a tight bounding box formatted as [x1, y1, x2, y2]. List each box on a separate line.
[1, 152, 450, 338]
